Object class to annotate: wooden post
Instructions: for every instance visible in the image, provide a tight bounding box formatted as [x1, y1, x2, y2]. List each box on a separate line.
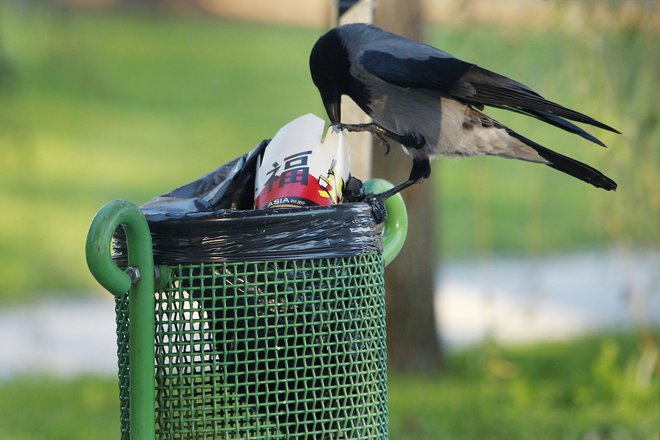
[334, 0, 441, 370]
[333, 0, 375, 180]
[374, 0, 441, 370]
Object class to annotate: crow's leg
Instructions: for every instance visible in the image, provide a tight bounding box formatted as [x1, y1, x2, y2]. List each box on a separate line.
[335, 122, 430, 198]
[335, 123, 425, 154]
[336, 122, 393, 153]
[376, 157, 431, 200]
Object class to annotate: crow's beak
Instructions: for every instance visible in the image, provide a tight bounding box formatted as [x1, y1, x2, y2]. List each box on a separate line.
[323, 91, 341, 124]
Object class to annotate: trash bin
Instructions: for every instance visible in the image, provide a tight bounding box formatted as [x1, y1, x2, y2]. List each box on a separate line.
[86, 179, 407, 440]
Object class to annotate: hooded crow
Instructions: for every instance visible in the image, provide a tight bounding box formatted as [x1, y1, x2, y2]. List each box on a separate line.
[309, 23, 619, 199]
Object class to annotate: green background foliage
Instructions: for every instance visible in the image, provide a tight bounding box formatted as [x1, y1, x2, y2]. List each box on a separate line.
[0, 6, 656, 301]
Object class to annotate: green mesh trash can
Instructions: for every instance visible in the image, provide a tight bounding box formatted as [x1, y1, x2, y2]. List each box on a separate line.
[86, 179, 407, 440]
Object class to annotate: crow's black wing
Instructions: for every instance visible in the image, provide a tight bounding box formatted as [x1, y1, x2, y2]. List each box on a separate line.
[453, 64, 619, 134]
[360, 50, 472, 93]
[488, 105, 607, 147]
[359, 50, 620, 142]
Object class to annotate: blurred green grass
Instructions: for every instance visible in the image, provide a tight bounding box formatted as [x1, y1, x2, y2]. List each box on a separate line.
[389, 332, 659, 439]
[0, 6, 657, 300]
[0, 333, 656, 439]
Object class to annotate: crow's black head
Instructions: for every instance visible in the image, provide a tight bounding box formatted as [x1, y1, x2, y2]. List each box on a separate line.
[309, 28, 351, 124]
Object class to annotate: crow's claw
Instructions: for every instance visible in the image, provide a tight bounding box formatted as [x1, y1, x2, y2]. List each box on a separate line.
[374, 133, 392, 155]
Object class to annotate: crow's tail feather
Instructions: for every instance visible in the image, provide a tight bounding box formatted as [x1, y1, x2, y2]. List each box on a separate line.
[506, 130, 617, 191]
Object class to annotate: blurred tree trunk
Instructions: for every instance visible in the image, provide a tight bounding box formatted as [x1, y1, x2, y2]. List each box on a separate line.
[374, 0, 442, 370]
[0, 1, 12, 89]
[121, 0, 190, 9]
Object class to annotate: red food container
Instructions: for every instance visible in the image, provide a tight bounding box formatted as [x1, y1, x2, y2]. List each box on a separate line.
[255, 114, 351, 209]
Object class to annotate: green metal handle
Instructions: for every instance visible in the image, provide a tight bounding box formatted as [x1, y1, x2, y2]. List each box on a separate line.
[85, 200, 156, 440]
[364, 179, 408, 266]
[86, 200, 148, 295]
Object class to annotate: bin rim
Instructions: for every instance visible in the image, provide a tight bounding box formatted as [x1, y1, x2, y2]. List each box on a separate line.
[141, 200, 378, 225]
[113, 200, 386, 266]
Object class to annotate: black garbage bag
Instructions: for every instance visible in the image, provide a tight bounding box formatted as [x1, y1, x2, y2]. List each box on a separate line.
[139, 140, 269, 220]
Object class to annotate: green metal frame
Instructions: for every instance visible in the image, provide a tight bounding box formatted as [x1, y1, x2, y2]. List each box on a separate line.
[86, 200, 156, 439]
[85, 180, 407, 439]
[363, 179, 408, 266]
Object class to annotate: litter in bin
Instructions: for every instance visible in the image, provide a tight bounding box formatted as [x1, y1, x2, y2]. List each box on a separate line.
[113, 114, 386, 265]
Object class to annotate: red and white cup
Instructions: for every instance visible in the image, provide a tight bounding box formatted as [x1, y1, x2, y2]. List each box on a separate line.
[255, 114, 351, 209]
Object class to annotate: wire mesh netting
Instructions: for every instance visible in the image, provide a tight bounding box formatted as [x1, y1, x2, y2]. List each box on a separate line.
[116, 252, 388, 439]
